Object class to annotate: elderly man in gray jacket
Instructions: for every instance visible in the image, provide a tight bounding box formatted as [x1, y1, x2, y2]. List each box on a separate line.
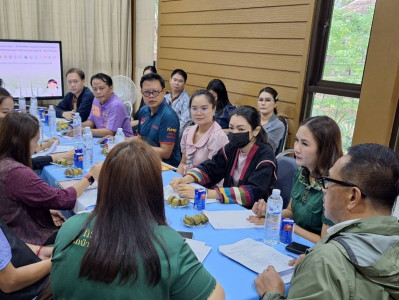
[255, 143, 399, 300]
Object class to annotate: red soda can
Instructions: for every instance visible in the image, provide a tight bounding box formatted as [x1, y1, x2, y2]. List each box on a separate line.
[280, 218, 294, 244]
[194, 187, 207, 210]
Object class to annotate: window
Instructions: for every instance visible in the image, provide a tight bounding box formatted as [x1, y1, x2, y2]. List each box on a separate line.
[302, 0, 376, 151]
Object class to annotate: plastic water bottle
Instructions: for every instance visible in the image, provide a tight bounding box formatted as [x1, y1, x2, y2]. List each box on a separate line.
[29, 95, 38, 117]
[73, 112, 82, 142]
[28, 95, 43, 141]
[83, 127, 93, 165]
[18, 96, 26, 113]
[48, 105, 57, 135]
[263, 189, 283, 245]
[115, 128, 125, 144]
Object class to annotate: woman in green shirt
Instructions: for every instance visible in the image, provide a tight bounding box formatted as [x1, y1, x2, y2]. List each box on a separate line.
[51, 139, 225, 299]
[250, 116, 342, 243]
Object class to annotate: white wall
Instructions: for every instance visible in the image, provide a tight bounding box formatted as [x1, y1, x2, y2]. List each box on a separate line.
[134, 0, 157, 111]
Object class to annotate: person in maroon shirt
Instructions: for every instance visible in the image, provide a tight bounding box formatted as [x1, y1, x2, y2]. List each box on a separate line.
[0, 112, 102, 245]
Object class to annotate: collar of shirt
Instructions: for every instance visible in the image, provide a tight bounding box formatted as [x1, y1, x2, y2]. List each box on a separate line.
[145, 98, 167, 116]
[74, 87, 85, 100]
[298, 167, 323, 191]
[327, 218, 360, 234]
[99, 93, 115, 108]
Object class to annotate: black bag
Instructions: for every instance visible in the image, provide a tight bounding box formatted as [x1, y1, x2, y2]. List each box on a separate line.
[0, 219, 48, 300]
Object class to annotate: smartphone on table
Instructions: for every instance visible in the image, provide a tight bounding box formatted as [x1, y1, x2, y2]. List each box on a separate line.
[285, 242, 310, 255]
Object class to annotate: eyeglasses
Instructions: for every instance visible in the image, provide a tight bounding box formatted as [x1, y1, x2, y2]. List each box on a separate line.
[142, 90, 161, 97]
[190, 106, 210, 114]
[318, 175, 367, 198]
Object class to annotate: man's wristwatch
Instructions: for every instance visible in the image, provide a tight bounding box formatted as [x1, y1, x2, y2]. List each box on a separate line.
[84, 174, 95, 185]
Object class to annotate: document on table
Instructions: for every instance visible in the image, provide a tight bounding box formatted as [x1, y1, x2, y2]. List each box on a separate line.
[219, 238, 294, 284]
[52, 145, 74, 154]
[73, 188, 97, 213]
[57, 179, 98, 190]
[185, 239, 212, 263]
[163, 184, 218, 204]
[203, 210, 263, 229]
[31, 140, 58, 158]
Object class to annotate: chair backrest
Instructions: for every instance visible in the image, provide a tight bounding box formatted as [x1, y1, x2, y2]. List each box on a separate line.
[275, 155, 297, 209]
[276, 115, 288, 155]
[276, 149, 295, 159]
[124, 101, 133, 119]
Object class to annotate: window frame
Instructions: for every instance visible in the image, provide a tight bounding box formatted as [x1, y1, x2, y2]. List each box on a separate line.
[301, 0, 363, 119]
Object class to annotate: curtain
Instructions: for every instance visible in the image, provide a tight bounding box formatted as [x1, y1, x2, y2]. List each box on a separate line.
[0, 0, 133, 82]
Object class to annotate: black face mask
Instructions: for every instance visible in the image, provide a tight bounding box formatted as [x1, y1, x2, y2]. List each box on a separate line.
[228, 131, 251, 148]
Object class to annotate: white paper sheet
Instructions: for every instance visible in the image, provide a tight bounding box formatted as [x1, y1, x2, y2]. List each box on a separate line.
[203, 210, 263, 229]
[73, 188, 97, 213]
[185, 239, 212, 263]
[52, 145, 74, 154]
[163, 184, 218, 204]
[31, 140, 58, 158]
[57, 179, 98, 190]
[219, 238, 294, 283]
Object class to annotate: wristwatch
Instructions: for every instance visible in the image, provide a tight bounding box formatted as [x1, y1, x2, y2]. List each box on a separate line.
[84, 174, 95, 185]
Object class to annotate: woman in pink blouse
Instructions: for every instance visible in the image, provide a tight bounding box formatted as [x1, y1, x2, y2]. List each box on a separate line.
[0, 112, 101, 246]
[177, 90, 229, 175]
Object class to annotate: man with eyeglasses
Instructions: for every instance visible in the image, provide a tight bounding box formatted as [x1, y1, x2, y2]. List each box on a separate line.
[55, 68, 94, 122]
[255, 143, 399, 300]
[136, 73, 181, 167]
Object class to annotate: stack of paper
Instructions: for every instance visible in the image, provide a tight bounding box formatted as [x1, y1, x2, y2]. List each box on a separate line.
[219, 238, 294, 283]
[203, 210, 263, 229]
[185, 239, 212, 263]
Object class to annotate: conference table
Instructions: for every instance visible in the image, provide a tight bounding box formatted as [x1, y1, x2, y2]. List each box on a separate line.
[40, 134, 313, 300]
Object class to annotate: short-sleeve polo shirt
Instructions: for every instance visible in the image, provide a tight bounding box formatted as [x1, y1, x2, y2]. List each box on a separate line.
[138, 99, 181, 167]
[0, 228, 11, 271]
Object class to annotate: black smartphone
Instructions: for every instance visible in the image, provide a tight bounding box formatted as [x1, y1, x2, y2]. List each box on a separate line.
[178, 231, 193, 239]
[285, 242, 310, 255]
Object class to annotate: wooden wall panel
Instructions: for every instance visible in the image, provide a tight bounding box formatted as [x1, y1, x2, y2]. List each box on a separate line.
[158, 0, 316, 147]
[159, 38, 305, 55]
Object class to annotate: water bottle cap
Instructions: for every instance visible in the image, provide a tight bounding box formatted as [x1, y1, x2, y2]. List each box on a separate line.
[117, 128, 122, 131]
[84, 126, 90, 131]
[49, 105, 54, 109]
[75, 112, 80, 117]
[272, 189, 281, 195]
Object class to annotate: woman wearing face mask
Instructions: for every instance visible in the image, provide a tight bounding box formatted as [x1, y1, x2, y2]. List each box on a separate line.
[170, 106, 276, 208]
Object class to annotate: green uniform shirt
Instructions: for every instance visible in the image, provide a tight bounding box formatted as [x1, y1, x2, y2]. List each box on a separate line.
[51, 213, 216, 299]
[290, 167, 334, 234]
